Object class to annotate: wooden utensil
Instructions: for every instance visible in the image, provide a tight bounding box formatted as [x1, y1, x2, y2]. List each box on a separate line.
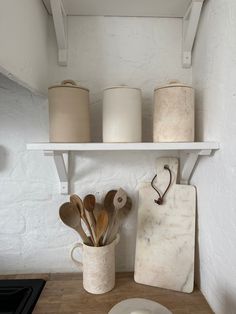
[83, 194, 97, 241]
[59, 202, 92, 245]
[108, 196, 132, 243]
[106, 188, 127, 244]
[113, 188, 127, 209]
[95, 210, 109, 247]
[104, 190, 117, 213]
[70, 194, 95, 245]
[102, 190, 117, 244]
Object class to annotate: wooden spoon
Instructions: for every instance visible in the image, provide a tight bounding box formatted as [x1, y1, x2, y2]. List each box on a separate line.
[70, 194, 95, 245]
[59, 202, 92, 245]
[102, 190, 117, 245]
[95, 210, 109, 247]
[83, 194, 97, 241]
[104, 190, 117, 213]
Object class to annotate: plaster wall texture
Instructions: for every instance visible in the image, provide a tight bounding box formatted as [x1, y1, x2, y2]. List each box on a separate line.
[192, 0, 236, 313]
[0, 0, 49, 94]
[0, 17, 192, 273]
[48, 16, 192, 142]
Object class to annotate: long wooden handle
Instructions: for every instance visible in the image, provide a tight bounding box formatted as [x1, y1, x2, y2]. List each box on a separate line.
[81, 210, 96, 245]
[76, 224, 91, 245]
[103, 210, 118, 245]
[106, 216, 120, 244]
[86, 211, 97, 243]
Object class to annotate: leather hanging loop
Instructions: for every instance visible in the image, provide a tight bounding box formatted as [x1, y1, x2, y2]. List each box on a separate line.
[151, 165, 172, 205]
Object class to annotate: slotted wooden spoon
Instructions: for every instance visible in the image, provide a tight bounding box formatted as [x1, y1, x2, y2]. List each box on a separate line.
[108, 196, 132, 243]
[105, 188, 128, 244]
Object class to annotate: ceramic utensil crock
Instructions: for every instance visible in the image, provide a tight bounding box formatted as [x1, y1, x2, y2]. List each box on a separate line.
[103, 86, 142, 142]
[70, 234, 120, 294]
[48, 80, 91, 142]
[153, 81, 194, 142]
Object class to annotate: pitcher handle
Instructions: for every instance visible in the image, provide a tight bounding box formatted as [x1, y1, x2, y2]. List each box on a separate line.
[70, 242, 83, 268]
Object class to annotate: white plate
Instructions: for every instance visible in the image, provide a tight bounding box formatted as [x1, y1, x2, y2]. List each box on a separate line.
[108, 298, 172, 314]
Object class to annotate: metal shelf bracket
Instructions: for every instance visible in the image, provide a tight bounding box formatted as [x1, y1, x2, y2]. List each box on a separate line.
[44, 150, 69, 194]
[183, 0, 205, 68]
[180, 149, 212, 184]
[50, 0, 68, 66]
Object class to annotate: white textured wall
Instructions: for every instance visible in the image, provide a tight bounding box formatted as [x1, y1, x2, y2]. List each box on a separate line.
[0, 16, 191, 273]
[0, 0, 48, 94]
[48, 16, 192, 142]
[192, 0, 236, 313]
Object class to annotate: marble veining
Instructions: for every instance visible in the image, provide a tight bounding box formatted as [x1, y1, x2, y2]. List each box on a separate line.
[134, 158, 196, 293]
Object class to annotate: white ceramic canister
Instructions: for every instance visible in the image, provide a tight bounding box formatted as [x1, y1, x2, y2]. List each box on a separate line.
[103, 86, 142, 143]
[48, 80, 91, 142]
[153, 81, 194, 142]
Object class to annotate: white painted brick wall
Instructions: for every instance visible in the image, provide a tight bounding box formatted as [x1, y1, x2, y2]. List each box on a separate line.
[192, 0, 236, 313]
[1, 9, 234, 313]
[0, 17, 191, 274]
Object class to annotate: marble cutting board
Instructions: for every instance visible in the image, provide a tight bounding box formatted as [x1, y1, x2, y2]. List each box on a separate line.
[134, 157, 196, 293]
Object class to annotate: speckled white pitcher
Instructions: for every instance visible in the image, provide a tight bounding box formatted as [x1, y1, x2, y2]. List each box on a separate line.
[70, 234, 120, 294]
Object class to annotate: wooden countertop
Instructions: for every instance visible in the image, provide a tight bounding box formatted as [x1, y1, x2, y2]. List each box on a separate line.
[0, 273, 213, 314]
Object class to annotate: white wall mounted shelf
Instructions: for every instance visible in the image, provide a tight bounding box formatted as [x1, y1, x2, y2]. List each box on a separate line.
[44, 0, 198, 18]
[0, 0, 205, 94]
[43, 0, 205, 68]
[27, 142, 219, 194]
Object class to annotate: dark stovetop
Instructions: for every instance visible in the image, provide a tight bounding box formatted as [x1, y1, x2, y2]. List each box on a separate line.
[0, 279, 45, 314]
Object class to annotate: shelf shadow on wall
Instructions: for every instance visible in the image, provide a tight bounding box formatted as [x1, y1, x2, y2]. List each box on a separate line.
[69, 150, 156, 195]
[195, 88, 205, 142]
[69, 151, 133, 194]
[0, 145, 8, 172]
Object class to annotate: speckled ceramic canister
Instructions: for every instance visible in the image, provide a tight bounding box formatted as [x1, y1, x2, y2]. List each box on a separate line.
[153, 82, 194, 142]
[103, 86, 142, 143]
[48, 80, 91, 142]
[70, 235, 120, 294]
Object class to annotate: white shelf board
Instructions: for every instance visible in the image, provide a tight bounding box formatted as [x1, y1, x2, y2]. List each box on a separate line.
[27, 142, 219, 151]
[43, 0, 192, 18]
